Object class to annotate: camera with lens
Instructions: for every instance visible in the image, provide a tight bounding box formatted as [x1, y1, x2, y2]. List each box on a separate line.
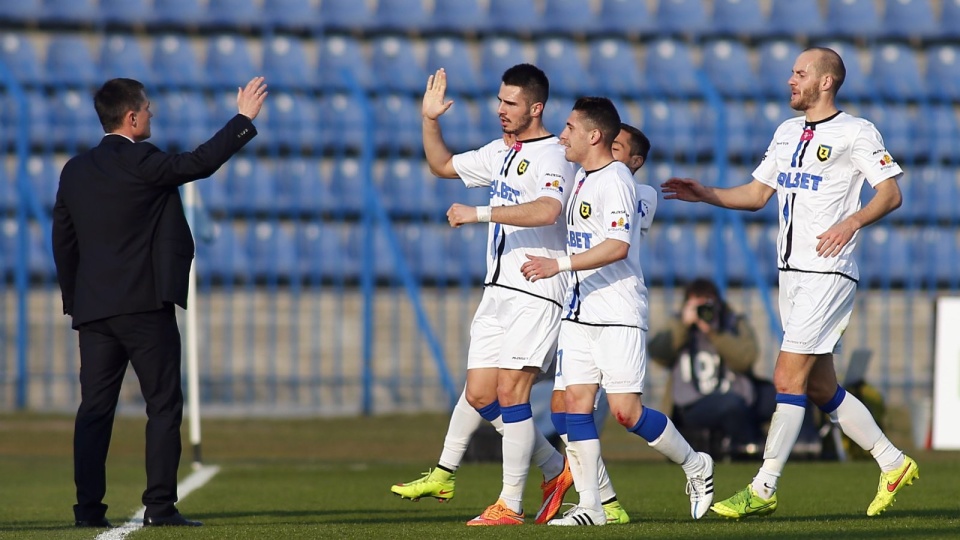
[696, 301, 716, 324]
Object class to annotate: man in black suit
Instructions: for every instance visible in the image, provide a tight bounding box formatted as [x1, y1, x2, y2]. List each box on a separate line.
[52, 76, 268, 528]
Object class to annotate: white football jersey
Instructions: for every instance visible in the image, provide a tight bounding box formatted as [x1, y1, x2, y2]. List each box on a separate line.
[561, 161, 653, 329]
[753, 111, 903, 281]
[452, 136, 576, 304]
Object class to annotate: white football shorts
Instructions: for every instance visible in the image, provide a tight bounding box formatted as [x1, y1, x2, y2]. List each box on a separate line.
[467, 286, 561, 372]
[779, 271, 856, 355]
[553, 322, 646, 394]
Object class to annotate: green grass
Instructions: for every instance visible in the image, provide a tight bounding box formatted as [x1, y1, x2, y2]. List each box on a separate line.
[1, 413, 958, 539]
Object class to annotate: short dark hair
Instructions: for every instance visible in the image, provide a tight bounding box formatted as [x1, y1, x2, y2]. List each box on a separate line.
[619, 122, 651, 161]
[683, 278, 722, 302]
[502, 63, 549, 106]
[94, 78, 146, 132]
[806, 47, 846, 94]
[572, 96, 621, 146]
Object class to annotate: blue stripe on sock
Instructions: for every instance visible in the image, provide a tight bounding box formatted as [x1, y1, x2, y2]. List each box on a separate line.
[628, 407, 668, 443]
[566, 413, 598, 441]
[476, 400, 501, 422]
[818, 385, 847, 414]
[501, 403, 533, 424]
[776, 392, 808, 408]
[551, 412, 568, 436]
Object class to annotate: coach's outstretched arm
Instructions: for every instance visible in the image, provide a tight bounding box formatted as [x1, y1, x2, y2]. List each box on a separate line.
[661, 177, 775, 212]
[422, 68, 458, 178]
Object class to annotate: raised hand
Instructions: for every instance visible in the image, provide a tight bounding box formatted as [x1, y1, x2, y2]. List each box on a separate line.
[423, 68, 454, 121]
[237, 76, 268, 120]
[661, 177, 710, 203]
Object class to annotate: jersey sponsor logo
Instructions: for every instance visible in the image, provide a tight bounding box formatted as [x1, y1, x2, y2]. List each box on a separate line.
[492, 178, 521, 202]
[544, 179, 563, 193]
[879, 153, 896, 166]
[816, 144, 832, 162]
[568, 230, 593, 249]
[579, 201, 592, 218]
[800, 128, 814, 142]
[517, 159, 530, 175]
[777, 171, 823, 191]
[610, 217, 630, 230]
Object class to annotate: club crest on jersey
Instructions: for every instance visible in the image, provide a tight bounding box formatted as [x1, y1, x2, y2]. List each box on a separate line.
[517, 159, 530, 175]
[816, 144, 832, 162]
[579, 202, 592, 218]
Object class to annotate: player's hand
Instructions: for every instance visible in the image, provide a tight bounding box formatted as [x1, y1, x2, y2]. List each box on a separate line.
[423, 68, 454, 121]
[237, 76, 268, 120]
[520, 254, 559, 282]
[816, 220, 857, 257]
[661, 177, 709, 203]
[446, 203, 477, 228]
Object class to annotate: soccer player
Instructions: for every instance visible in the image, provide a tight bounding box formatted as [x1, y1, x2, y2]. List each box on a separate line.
[661, 47, 917, 518]
[390, 64, 577, 526]
[521, 97, 715, 526]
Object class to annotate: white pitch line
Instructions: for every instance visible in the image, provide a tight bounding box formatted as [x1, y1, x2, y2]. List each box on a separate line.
[94, 465, 220, 540]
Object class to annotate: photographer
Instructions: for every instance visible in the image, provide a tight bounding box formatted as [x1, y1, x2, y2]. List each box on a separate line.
[649, 279, 762, 458]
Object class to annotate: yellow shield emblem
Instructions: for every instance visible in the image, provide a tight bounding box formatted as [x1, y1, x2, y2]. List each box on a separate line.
[817, 144, 832, 162]
[517, 159, 530, 175]
[579, 202, 591, 219]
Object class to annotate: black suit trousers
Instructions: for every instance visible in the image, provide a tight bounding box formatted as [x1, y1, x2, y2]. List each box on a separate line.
[73, 304, 183, 521]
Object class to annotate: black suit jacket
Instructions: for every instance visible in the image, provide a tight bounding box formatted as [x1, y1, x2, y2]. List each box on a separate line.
[52, 114, 257, 328]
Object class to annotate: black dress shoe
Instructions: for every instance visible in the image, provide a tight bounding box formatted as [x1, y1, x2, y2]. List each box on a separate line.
[143, 512, 202, 527]
[75, 518, 113, 528]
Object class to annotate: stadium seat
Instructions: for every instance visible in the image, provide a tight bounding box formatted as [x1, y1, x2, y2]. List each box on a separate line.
[99, 34, 153, 85]
[534, 38, 594, 96]
[430, 0, 488, 34]
[151, 35, 203, 88]
[652, 224, 710, 283]
[869, 43, 925, 101]
[371, 36, 427, 94]
[296, 222, 359, 282]
[44, 36, 99, 87]
[700, 101, 754, 159]
[379, 157, 435, 217]
[705, 227, 756, 285]
[815, 41, 870, 99]
[50, 88, 101, 150]
[0, 163, 14, 213]
[919, 104, 960, 164]
[372, 94, 421, 154]
[205, 0, 260, 28]
[449, 224, 488, 282]
[914, 166, 960, 223]
[262, 0, 318, 32]
[487, 0, 543, 35]
[587, 39, 645, 97]
[0, 33, 43, 86]
[435, 174, 491, 209]
[710, 0, 767, 38]
[375, 0, 430, 34]
[767, 0, 826, 39]
[0, 0, 41, 23]
[425, 37, 480, 93]
[195, 221, 249, 282]
[246, 221, 298, 281]
[274, 157, 327, 216]
[858, 226, 913, 286]
[540, 96, 575, 138]
[325, 158, 367, 216]
[317, 36, 373, 91]
[150, 0, 204, 27]
[262, 36, 314, 90]
[644, 39, 700, 97]
[542, 0, 599, 35]
[8, 90, 51, 149]
[151, 91, 210, 151]
[24, 155, 59, 210]
[642, 100, 701, 161]
[41, 0, 95, 25]
[861, 103, 916, 163]
[98, 0, 150, 26]
[317, 93, 366, 153]
[205, 35, 257, 89]
[596, 0, 656, 38]
[824, 0, 881, 39]
[881, 0, 937, 41]
[648, 162, 712, 223]
[437, 98, 482, 153]
[752, 224, 783, 285]
[217, 156, 272, 215]
[0, 219, 54, 279]
[263, 92, 321, 151]
[757, 40, 802, 98]
[925, 45, 960, 102]
[940, 0, 960, 40]
[655, 0, 710, 38]
[919, 226, 959, 287]
[479, 37, 528, 93]
[701, 39, 759, 98]
[753, 101, 797, 150]
[319, 0, 375, 33]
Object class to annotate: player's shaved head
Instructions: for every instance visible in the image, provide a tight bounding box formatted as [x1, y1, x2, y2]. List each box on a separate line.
[502, 64, 549, 107]
[805, 47, 845, 94]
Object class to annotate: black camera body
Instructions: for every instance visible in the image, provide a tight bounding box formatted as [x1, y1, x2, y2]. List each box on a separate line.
[696, 301, 716, 323]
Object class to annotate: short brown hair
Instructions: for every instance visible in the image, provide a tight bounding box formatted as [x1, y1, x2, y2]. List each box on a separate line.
[94, 78, 146, 132]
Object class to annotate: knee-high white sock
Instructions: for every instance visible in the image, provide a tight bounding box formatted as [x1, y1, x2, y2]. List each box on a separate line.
[753, 394, 807, 498]
[834, 392, 904, 472]
[598, 457, 617, 503]
[500, 404, 535, 513]
[632, 408, 700, 475]
[437, 391, 484, 471]
[562, 435, 586, 496]
[566, 413, 602, 511]
[532, 430, 565, 481]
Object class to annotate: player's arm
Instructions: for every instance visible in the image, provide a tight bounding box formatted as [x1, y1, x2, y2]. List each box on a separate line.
[447, 197, 561, 228]
[422, 69, 458, 179]
[661, 177, 775, 211]
[815, 177, 902, 257]
[520, 239, 628, 282]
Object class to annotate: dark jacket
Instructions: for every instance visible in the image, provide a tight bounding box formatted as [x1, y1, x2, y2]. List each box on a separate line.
[52, 114, 256, 327]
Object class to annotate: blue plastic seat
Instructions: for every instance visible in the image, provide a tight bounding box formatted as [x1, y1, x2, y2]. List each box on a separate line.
[701, 39, 758, 98]
[542, 0, 599, 35]
[45, 36, 99, 87]
[205, 0, 260, 27]
[0, 219, 54, 279]
[379, 157, 434, 217]
[914, 166, 960, 223]
[535, 38, 593, 96]
[881, 0, 937, 41]
[861, 103, 916, 163]
[869, 43, 925, 101]
[710, 0, 767, 37]
[488, 0, 543, 35]
[858, 226, 913, 286]
[825, 0, 880, 39]
[98, 0, 150, 26]
[263, 92, 321, 150]
[317, 36, 372, 91]
[195, 221, 249, 282]
[924, 45, 960, 102]
[767, 0, 826, 39]
[151, 91, 210, 151]
[151, 35, 202, 88]
[642, 100, 700, 161]
[0, 0, 41, 23]
[25, 155, 59, 210]
[655, 0, 709, 38]
[246, 221, 298, 281]
[150, 0, 204, 27]
[645, 39, 700, 97]
[372, 94, 421, 154]
[647, 162, 710, 224]
[99, 34, 153, 85]
[426, 37, 480, 93]
[705, 227, 755, 285]
[588, 38, 645, 97]
[317, 93, 366, 153]
[371, 36, 427, 94]
[9, 90, 51, 148]
[700, 101, 754, 159]
[262, 0, 318, 31]
[430, 0, 488, 34]
[653, 224, 710, 283]
[204, 35, 256, 89]
[757, 40, 802, 98]
[274, 157, 327, 216]
[448, 224, 488, 282]
[324, 158, 366, 216]
[296, 222, 359, 282]
[217, 156, 271, 215]
[41, 0, 95, 25]
[0, 33, 43, 86]
[816, 41, 870, 99]
[319, 0, 375, 33]
[919, 104, 960, 163]
[919, 226, 959, 287]
[50, 89, 101, 150]
[262, 36, 314, 90]
[541, 96, 575, 138]
[438, 98, 481, 153]
[596, 0, 656, 37]
[375, 0, 430, 33]
[941, 0, 960, 39]
[479, 37, 526, 93]
[0, 163, 14, 212]
[753, 101, 797, 150]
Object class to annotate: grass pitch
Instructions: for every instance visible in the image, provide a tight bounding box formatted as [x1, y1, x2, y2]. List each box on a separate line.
[1, 413, 957, 539]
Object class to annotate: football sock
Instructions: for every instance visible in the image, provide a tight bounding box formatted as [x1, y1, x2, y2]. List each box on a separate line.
[598, 456, 617, 503]
[753, 393, 806, 498]
[500, 403, 534, 514]
[437, 391, 484, 471]
[532, 431, 564, 481]
[567, 413, 602, 510]
[821, 386, 903, 472]
[633, 407, 701, 476]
